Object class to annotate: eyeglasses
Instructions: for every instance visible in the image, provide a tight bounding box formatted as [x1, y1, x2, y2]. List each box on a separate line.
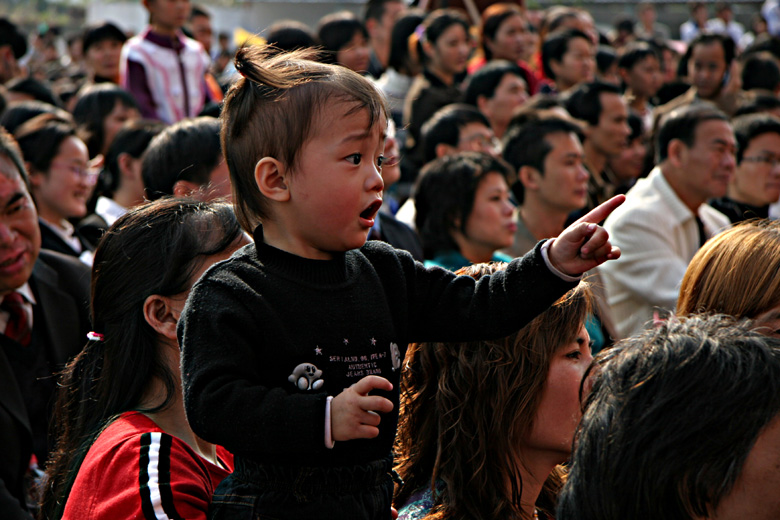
[460, 133, 501, 152]
[52, 161, 100, 186]
[741, 155, 780, 168]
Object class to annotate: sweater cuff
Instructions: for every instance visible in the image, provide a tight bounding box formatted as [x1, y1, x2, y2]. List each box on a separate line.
[324, 396, 335, 449]
[541, 239, 582, 283]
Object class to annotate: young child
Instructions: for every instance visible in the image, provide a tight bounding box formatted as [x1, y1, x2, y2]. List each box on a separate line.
[178, 47, 623, 520]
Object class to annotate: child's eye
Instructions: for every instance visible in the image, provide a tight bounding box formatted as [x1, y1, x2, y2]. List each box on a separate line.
[376, 156, 386, 168]
[346, 153, 362, 165]
[566, 351, 582, 360]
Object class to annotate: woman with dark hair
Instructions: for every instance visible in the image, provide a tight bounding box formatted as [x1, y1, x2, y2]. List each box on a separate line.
[72, 83, 140, 159]
[403, 9, 472, 174]
[14, 114, 95, 262]
[395, 265, 593, 520]
[468, 3, 539, 94]
[317, 11, 371, 73]
[415, 152, 516, 270]
[40, 198, 248, 520]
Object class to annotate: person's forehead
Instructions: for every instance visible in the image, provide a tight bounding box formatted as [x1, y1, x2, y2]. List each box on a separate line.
[0, 154, 27, 191]
[694, 119, 735, 144]
[691, 42, 726, 61]
[746, 131, 780, 149]
[599, 91, 626, 115]
[459, 122, 492, 138]
[546, 131, 582, 154]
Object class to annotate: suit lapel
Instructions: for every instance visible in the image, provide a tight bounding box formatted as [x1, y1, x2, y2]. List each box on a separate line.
[0, 341, 31, 435]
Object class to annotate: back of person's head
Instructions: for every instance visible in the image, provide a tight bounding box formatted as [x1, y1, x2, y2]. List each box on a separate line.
[0, 100, 72, 135]
[396, 268, 591, 519]
[81, 21, 127, 55]
[142, 116, 222, 201]
[558, 314, 780, 520]
[502, 116, 584, 202]
[656, 104, 728, 163]
[564, 80, 621, 126]
[414, 151, 513, 258]
[0, 18, 27, 60]
[317, 11, 368, 64]
[678, 219, 780, 319]
[595, 45, 617, 76]
[479, 2, 525, 61]
[743, 33, 780, 63]
[617, 41, 659, 71]
[5, 77, 61, 108]
[542, 28, 592, 80]
[264, 20, 318, 56]
[72, 83, 139, 159]
[13, 113, 77, 177]
[387, 9, 425, 74]
[740, 54, 780, 92]
[734, 94, 780, 117]
[40, 198, 242, 520]
[220, 47, 387, 232]
[464, 60, 529, 105]
[421, 104, 491, 164]
[103, 119, 165, 196]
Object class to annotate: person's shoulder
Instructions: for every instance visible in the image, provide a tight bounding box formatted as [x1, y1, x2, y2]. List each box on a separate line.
[35, 249, 91, 288]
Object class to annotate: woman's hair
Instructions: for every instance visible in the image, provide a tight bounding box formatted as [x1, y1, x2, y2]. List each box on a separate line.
[678, 219, 780, 319]
[0, 99, 72, 135]
[82, 21, 127, 54]
[395, 264, 592, 520]
[72, 83, 138, 158]
[264, 20, 318, 56]
[40, 198, 243, 520]
[413, 9, 471, 68]
[480, 3, 525, 62]
[220, 47, 387, 232]
[387, 9, 425, 75]
[317, 11, 368, 65]
[415, 152, 514, 259]
[102, 118, 165, 196]
[13, 113, 77, 176]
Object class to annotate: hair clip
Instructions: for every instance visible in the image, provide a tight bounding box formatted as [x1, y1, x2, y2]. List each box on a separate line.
[414, 24, 426, 43]
[87, 331, 105, 342]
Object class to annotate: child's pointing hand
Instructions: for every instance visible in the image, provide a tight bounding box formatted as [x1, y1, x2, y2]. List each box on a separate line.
[332, 376, 394, 441]
[548, 195, 625, 276]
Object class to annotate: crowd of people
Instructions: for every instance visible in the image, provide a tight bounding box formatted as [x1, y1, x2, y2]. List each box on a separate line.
[1, 0, 780, 518]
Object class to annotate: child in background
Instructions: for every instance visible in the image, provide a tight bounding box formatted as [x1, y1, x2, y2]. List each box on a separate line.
[120, 0, 214, 124]
[178, 47, 623, 520]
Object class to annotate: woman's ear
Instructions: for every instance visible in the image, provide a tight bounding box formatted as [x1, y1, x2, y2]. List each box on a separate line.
[143, 294, 180, 341]
[254, 157, 290, 202]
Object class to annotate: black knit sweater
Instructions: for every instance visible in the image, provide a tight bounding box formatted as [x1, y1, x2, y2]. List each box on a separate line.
[179, 228, 575, 467]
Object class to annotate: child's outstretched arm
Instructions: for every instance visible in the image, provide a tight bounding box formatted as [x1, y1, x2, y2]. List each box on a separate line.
[331, 376, 394, 442]
[547, 195, 625, 277]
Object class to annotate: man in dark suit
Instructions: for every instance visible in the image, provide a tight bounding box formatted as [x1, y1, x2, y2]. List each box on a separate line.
[0, 129, 90, 519]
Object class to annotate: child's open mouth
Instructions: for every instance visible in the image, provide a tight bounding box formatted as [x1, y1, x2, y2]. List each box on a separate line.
[360, 200, 383, 223]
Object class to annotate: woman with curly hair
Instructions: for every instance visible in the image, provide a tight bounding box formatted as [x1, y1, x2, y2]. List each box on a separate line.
[395, 263, 593, 520]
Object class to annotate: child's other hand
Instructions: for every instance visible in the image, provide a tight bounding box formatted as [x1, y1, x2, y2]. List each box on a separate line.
[549, 195, 625, 276]
[332, 376, 394, 441]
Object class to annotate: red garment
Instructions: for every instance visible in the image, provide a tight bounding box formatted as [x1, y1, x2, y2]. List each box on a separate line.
[62, 411, 233, 520]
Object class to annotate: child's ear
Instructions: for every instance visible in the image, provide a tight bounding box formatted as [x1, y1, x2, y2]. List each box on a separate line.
[142, 294, 180, 341]
[254, 157, 290, 202]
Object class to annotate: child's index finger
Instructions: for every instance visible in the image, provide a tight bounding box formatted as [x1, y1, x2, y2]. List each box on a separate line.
[573, 195, 625, 226]
[352, 375, 393, 395]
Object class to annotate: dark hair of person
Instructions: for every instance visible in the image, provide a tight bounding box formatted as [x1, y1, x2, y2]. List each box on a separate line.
[81, 21, 127, 54]
[503, 117, 584, 203]
[464, 60, 530, 105]
[0, 126, 29, 185]
[264, 20, 318, 56]
[613, 15, 635, 35]
[221, 46, 387, 232]
[415, 9, 471, 68]
[617, 41, 660, 71]
[683, 32, 736, 68]
[740, 54, 780, 92]
[420, 104, 491, 164]
[396, 267, 592, 520]
[0, 18, 28, 60]
[0, 100, 72, 135]
[564, 80, 622, 126]
[734, 94, 780, 117]
[317, 11, 369, 65]
[72, 83, 139, 159]
[190, 4, 210, 20]
[364, 0, 402, 23]
[414, 151, 514, 259]
[743, 33, 780, 62]
[541, 28, 592, 81]
[656, 105, 728, 163]
[387, 9, 425, 74]
[626, 110, 644, 142]
[142, 116, 222, 201]
[730, 113, 780, 164]
[5, 77, 61, 107]
[479, 3, 525, 61]
[558, 315, 780, 520]
[505, 94, 566, 134]
[39, 198, 243, 520]
[102, 119, 165, 196]
[13, 113, 77, 176]
[595, 45, 617, 76]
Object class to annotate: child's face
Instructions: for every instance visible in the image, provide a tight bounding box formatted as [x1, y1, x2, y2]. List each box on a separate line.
[279, 104, 386, 260]
[145, 0, 191, 32]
